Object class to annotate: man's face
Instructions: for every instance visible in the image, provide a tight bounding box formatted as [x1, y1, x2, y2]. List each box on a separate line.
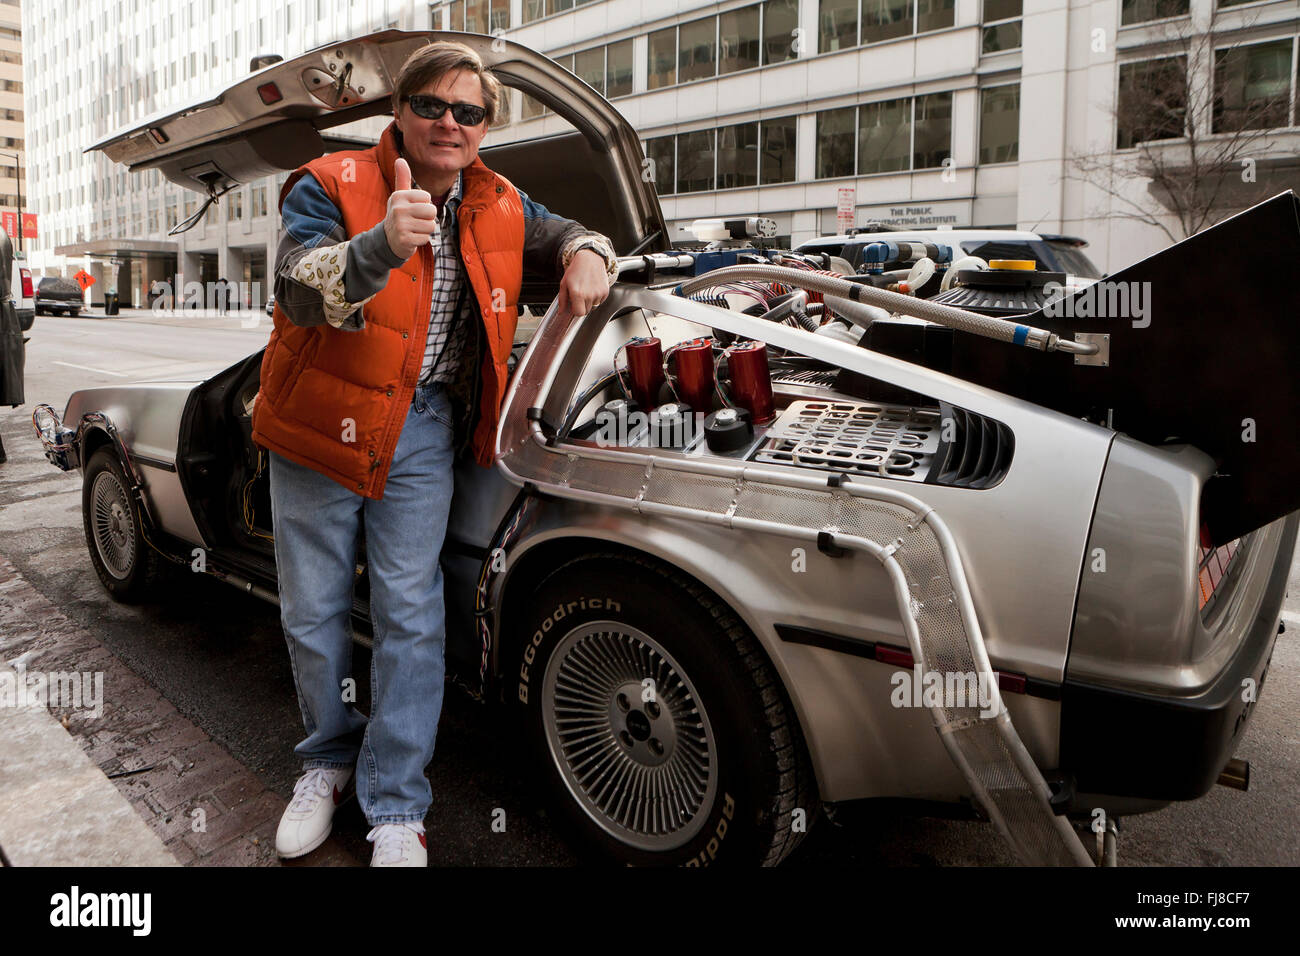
[394, 69, 488, 182]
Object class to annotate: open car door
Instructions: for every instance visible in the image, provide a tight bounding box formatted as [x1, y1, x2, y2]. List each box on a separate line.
[87, 29, 669, 262]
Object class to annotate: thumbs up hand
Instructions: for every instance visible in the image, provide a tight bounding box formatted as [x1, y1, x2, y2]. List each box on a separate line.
[383, 157, 438, 261]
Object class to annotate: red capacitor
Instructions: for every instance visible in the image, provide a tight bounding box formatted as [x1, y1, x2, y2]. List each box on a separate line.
[727, 341, 774, 423]
[625, 337, 665, 410]
[672, 339, 715, 412]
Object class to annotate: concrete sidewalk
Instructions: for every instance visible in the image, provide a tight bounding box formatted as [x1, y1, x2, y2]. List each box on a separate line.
[0, 670, 178, 866]
[0, 557, 358, 866]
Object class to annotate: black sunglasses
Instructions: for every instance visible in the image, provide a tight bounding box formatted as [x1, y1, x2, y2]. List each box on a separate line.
[403, 94, 487, 126]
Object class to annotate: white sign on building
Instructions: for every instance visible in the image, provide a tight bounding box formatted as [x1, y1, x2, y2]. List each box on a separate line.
[836, 188, 856, 232]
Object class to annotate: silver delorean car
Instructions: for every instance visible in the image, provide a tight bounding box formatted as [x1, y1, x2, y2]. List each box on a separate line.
[33, 31, 1300, 867]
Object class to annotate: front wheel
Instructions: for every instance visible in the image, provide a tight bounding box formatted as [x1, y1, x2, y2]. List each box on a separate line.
[510, 553, 818, 866]
[82, 447, 170, 602]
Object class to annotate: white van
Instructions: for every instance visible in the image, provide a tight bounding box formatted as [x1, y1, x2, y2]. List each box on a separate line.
[2, 228, 34, 331]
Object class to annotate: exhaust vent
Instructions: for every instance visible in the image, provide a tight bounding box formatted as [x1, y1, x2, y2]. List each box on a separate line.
[931, 402, 1014, 489]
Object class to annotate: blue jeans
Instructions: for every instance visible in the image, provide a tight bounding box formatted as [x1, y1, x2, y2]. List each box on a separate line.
[268, 381, 456, 825]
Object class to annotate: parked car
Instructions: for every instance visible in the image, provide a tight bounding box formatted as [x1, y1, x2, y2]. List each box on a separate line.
[35, 275, 83, 316]
[7, 243, 34, 332]
[797, 228, 1104, 280]
[34, 30, 1300, 867]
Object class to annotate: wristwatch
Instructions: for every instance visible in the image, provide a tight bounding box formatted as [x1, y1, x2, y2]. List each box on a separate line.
[562, 234, 619, 282]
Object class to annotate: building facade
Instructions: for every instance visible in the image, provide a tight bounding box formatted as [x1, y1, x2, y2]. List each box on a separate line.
[21, 0, 428, 305]
[18, 0, 1300, 299]
[0, 0, 26, 256]
[478, 0, 1300, 272]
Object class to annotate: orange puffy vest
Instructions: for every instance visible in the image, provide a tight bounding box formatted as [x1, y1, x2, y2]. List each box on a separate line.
[251, 121, 523, 498]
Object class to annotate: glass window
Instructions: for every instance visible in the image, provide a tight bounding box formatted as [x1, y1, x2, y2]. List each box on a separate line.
[646, 136, 676, 195]
[521, 92, 547, 120]
[1118, 56, 1186, 147]
[489, 0, 510, 32]
[648, 27, 676, 90]
[760, 116, 798, 184]
[917, 0, 955, 33]
[820, 0, 858, 53]
[679, 17, 717, 83]
[1120, 0, 1189, 25]
[1214, 40, 1293, 133]
[677, 129, 716, 192]
[913, 92, 952, 168]
[607, 39, 634, 98]
[979, 84, 1019, 164]
[862, 0, 913, 45]
[983, 0, 1021, 20]
[763, 0, 800, 65]
[857, 97, 911, 173]
[448, 0, 463, 27]
[466, 0, 489, 34]
[717, 121, 759, 188]
[523, 0, 545, 23]
[553, 0, 575, 11]
[982, 20, 1021, 53]
[720, 7, 761, 75]
[817, 106, 857, 178]
[575, 47, 605, 95]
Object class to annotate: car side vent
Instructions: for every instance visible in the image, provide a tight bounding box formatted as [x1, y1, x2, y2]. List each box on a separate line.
[931, 402, 1014, 489]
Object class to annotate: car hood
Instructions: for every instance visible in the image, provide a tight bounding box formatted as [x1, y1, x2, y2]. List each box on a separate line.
[86, 30, 667, 256]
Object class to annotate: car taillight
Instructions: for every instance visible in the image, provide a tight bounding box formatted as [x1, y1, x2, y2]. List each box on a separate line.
[20, 268, 32, 298]
[1198, 521, 1241, 614]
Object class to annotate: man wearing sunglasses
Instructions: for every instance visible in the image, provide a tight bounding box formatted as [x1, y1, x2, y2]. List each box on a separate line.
[251, 40, 617, 867]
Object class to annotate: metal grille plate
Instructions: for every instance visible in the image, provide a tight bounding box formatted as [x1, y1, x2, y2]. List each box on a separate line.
[754, 400, 941, 480]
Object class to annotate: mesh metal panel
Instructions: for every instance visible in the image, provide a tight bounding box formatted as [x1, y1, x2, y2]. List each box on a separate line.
[733, 482, 835, 526]
[644, 470, 736, 512]
[567, 459, 648, 499]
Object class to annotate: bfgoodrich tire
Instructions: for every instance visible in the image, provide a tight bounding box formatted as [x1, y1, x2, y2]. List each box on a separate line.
[82, 447, 170, 602]
[511, 552, 818, 866]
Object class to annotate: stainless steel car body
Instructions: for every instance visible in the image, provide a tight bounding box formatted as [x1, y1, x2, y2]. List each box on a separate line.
[62, 380, 206, 548]
[465, 283, 1112, 803]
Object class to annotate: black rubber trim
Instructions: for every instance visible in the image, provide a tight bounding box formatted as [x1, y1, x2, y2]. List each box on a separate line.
[775, 624, 875, 660]
[774, 624, 1061, 700]
[130, 454, 177, 473]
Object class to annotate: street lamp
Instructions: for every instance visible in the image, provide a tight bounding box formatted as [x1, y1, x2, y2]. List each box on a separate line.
[0, 150, 23, 253]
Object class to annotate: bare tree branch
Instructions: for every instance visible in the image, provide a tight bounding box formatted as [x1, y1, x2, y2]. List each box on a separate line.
[1064, 11, 1284, 241]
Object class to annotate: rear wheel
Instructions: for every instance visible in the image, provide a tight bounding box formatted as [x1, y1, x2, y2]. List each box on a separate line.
[510, 552, 818, 866]
[82, 447, 170, 602]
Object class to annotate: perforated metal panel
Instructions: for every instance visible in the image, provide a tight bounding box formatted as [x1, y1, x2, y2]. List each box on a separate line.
[754, 400, 941, 481]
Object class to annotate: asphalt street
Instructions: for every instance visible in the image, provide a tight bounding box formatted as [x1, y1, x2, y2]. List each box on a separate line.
[2, 308, 1298, 866]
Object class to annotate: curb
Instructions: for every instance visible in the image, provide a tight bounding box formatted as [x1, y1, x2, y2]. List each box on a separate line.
[0, 557, 359, 867]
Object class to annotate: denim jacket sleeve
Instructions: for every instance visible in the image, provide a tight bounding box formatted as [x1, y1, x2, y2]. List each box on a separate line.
[275, 174, 406, 331]
[518, 189, 618, 282]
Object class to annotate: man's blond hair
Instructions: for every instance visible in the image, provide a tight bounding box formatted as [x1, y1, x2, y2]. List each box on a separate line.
[391, 40, 501, 125]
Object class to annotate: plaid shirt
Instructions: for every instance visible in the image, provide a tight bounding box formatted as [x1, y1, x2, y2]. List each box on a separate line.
[417, 170, 470, 385]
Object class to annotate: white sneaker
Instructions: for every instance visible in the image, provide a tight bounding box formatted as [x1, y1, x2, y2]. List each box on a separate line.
[367, 822, 428, 867]
[275, 766, 354, 859]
